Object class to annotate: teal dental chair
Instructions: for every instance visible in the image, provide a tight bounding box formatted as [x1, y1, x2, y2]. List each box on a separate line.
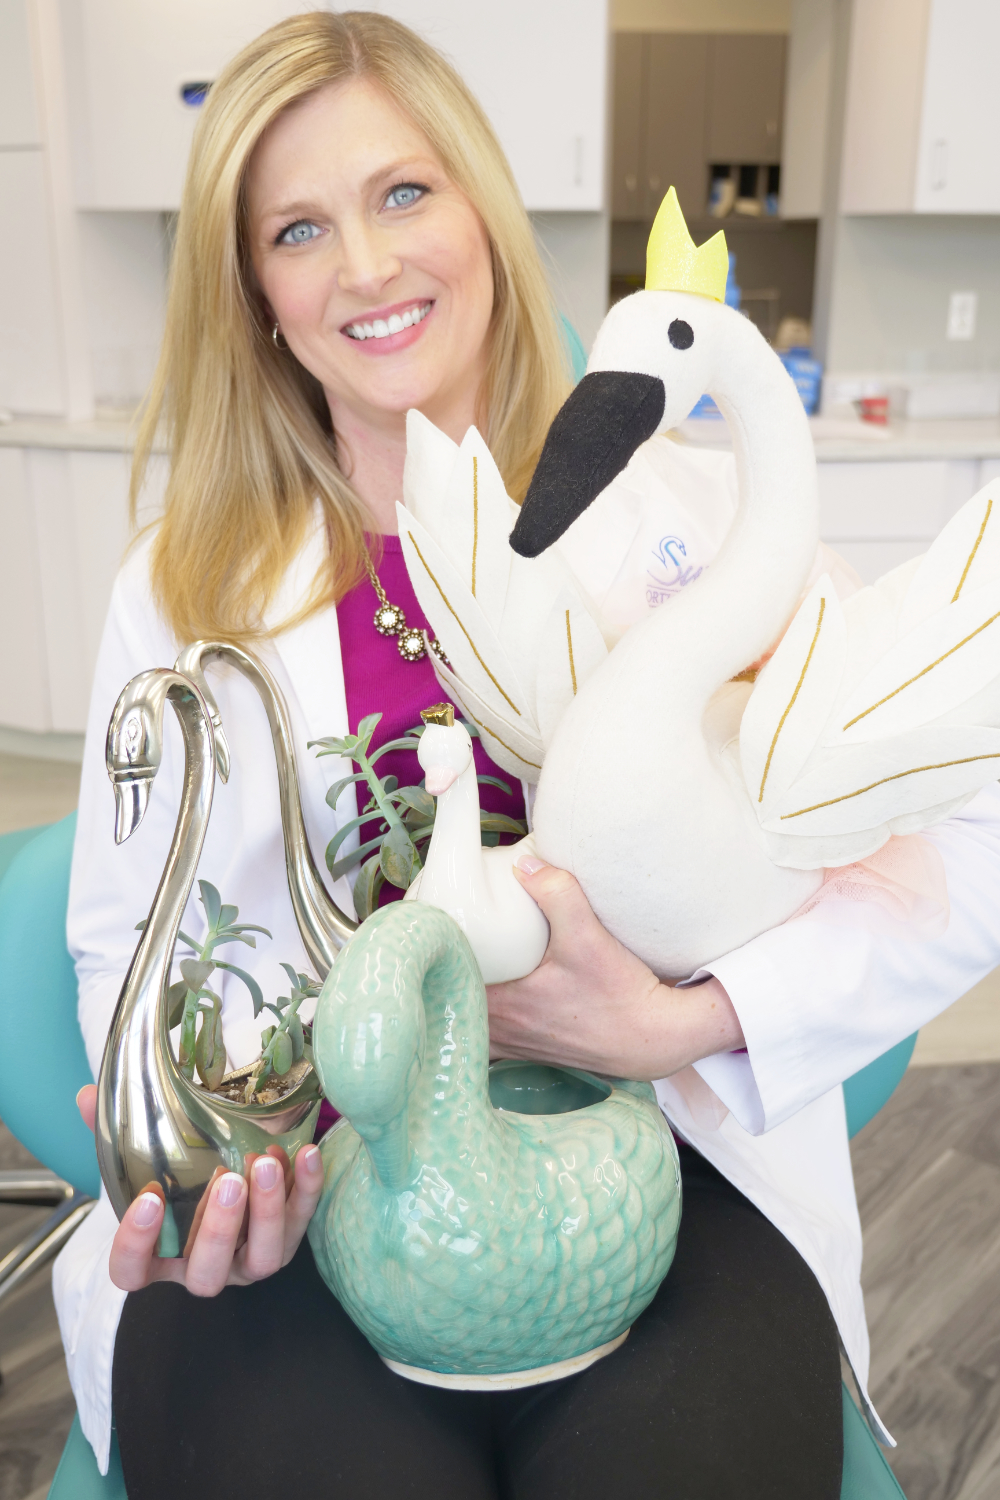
[0, 815, 908, 1499]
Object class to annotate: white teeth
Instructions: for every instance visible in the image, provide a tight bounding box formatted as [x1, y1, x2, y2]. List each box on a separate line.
[346, 302, 431, 339]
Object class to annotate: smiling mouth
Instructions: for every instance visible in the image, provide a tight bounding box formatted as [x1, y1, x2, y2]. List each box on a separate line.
[343, 301, 433, 341]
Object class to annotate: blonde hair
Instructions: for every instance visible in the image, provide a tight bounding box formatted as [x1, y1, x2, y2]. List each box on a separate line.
[133, 9, 571, 644]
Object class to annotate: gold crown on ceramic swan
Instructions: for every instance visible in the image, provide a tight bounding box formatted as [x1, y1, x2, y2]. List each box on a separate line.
[645, 187, 729, 302]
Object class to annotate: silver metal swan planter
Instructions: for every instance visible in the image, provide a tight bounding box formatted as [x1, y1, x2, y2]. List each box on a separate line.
[96, 667, 331, 1255]
[173, 641, 357, 977]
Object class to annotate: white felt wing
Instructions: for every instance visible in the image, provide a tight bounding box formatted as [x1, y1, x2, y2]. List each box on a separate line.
[740, 483, 1000, 867]
[397, 420, 608, 780]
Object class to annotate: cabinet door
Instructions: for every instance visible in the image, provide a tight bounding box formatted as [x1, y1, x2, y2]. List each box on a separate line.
[612, 32, 645, 220]
[645, 33, 709, 220]
[915, 0, 1000, 212]
[0, 153, 65, 415]
[707, 34, 786, 165]
[0, 0, 41, 147]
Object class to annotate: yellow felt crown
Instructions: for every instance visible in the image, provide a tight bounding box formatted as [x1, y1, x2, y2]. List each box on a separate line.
[645, 188, 728, 302]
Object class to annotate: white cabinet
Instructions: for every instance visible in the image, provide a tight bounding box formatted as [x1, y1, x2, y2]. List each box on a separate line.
[0, 0, 42, 146]
[841, 0, 1000, 215]
[60, 0, 607, 212]
[0, 152, 67, 414]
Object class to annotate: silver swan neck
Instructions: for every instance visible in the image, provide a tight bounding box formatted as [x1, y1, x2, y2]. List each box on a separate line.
[98, 670, 217, 1225]
[175, 642, 357, 977]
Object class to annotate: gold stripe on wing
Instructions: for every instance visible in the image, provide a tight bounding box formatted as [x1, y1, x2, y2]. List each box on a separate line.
[952, 496, 992, 604]
[780, 752, 1000, 821]
[466, 712, 541, 770]
[758, 597, 826, 804]
[408, 534, 522, 717]
[565, 610, 578, 695]
[843, 607, 1000, 731]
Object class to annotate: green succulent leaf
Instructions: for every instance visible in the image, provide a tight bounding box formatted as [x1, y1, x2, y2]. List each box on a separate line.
[134, 919, 147, 932]
[218, 904, 239, 929]
[195, 1004, 226, 1091]
[198, 881, 222, 932]
[166, 980, 189, 1029]
[481, 831, 500, 847]
[330, 835, 385, 882]
[180, 958, 214, 990]
[324, 772, 367, 810]
[352, 857, 383, 921]
[368, 736, 423, 763]
[308, 733, 362, 759]
[380, 824, 417, 889]
[271, 1029, 293, 1076]
[177, 929, 201, 952]
[279, 961, 301, 989]
[211, 960, 264, 1018]
[479, 813, 529, 837]
[395, 785, 436, 820]
[261, 1025, 275, 1049]
[287, 1012, 305, 1061]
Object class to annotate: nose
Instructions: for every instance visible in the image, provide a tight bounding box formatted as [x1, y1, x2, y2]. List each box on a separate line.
[335, 218, 402, 303]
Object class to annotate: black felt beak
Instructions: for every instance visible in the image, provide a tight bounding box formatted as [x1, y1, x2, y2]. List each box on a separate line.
[509, 371, 666, 559]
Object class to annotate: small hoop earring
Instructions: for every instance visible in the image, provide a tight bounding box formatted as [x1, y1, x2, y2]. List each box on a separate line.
[272, 322, 288, 350]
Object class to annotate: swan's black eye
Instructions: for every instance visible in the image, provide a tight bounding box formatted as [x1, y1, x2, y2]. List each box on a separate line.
[668, 319, 694, 350]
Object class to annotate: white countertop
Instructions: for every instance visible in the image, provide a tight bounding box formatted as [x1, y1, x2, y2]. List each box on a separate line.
[678, 415, 1000, 463]
[0, 414, 166, 453]
[5, 412, 1000, 465]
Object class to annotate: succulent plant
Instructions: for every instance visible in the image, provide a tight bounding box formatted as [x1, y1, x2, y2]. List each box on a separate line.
[309, 714, 526, 921]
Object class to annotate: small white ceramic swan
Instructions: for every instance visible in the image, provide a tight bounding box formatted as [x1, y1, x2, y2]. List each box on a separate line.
[404, 705, 549, 984]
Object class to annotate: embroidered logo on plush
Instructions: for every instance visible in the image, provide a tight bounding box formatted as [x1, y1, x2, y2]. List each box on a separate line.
[646, 535, 702, 607]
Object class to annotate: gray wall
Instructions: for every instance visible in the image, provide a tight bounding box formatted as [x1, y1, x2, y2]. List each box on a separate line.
[826, 215, 1000, 377]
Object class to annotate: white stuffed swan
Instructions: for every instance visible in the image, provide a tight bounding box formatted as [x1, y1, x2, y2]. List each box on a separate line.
[403, 704, 549, 984]
[398, 190, 1000, 981]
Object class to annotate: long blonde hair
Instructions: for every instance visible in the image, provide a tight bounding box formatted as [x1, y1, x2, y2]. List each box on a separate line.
[133, 10, 571, 644]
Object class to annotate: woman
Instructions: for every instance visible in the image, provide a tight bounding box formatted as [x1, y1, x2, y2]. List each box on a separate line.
[57, 12, 1000, 1498]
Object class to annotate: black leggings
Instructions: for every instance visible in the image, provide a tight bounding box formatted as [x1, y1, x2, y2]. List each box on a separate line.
[112, 1146, 843, 1498]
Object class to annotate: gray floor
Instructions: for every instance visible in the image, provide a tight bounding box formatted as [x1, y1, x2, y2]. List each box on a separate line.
[0, 1128, 76, 1500]
[852, 1063, 1000, 1500]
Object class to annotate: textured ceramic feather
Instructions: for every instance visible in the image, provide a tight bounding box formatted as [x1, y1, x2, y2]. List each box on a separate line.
[308, 903, 681, 1376]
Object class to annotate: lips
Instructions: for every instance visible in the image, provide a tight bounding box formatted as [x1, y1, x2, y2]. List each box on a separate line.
[343, 301, 433, 341]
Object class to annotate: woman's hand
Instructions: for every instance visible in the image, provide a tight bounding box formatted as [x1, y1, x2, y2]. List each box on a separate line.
[76, 1085, 325, 1295]
[486, 858, 744, 1080]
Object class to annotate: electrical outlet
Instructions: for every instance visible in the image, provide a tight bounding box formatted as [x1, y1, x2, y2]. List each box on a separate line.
[947, 291, 977, 341]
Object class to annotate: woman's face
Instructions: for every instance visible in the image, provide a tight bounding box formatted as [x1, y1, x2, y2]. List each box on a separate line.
[247, 78, 495, 436]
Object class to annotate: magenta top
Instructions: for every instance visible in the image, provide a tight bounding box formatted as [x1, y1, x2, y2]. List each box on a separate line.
[315, 534, 527, 1137]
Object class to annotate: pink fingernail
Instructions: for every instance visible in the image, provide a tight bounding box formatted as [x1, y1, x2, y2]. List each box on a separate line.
[217, 1173, 244, 1208]
[253, 1156, 280, 1191]
[133, 1193, 162, 1228]
[301, 1146, 321, 1173]
[516, 856, 546, 875]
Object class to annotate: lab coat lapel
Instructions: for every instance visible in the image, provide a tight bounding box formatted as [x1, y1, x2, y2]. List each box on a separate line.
[264, 512, 360, 872]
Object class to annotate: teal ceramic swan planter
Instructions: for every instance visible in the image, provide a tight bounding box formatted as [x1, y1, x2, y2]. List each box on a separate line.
[308, 902, 681, 1386]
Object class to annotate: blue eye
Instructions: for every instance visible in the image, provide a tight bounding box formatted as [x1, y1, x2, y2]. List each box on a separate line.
[386, 184, 423, 209]
[277, 220, 321, 246]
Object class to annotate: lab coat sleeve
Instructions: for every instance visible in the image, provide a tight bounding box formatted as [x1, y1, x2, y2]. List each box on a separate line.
[690, 781, 1000, 1134]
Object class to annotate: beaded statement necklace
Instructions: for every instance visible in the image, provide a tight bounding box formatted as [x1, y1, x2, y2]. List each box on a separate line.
[364, 552, 445, 665]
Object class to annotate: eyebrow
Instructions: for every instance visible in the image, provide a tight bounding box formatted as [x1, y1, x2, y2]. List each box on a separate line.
[256, 156, 441, 225]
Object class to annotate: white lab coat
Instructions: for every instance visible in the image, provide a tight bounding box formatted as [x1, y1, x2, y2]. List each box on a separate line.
[55, 440, 1000, 1472]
